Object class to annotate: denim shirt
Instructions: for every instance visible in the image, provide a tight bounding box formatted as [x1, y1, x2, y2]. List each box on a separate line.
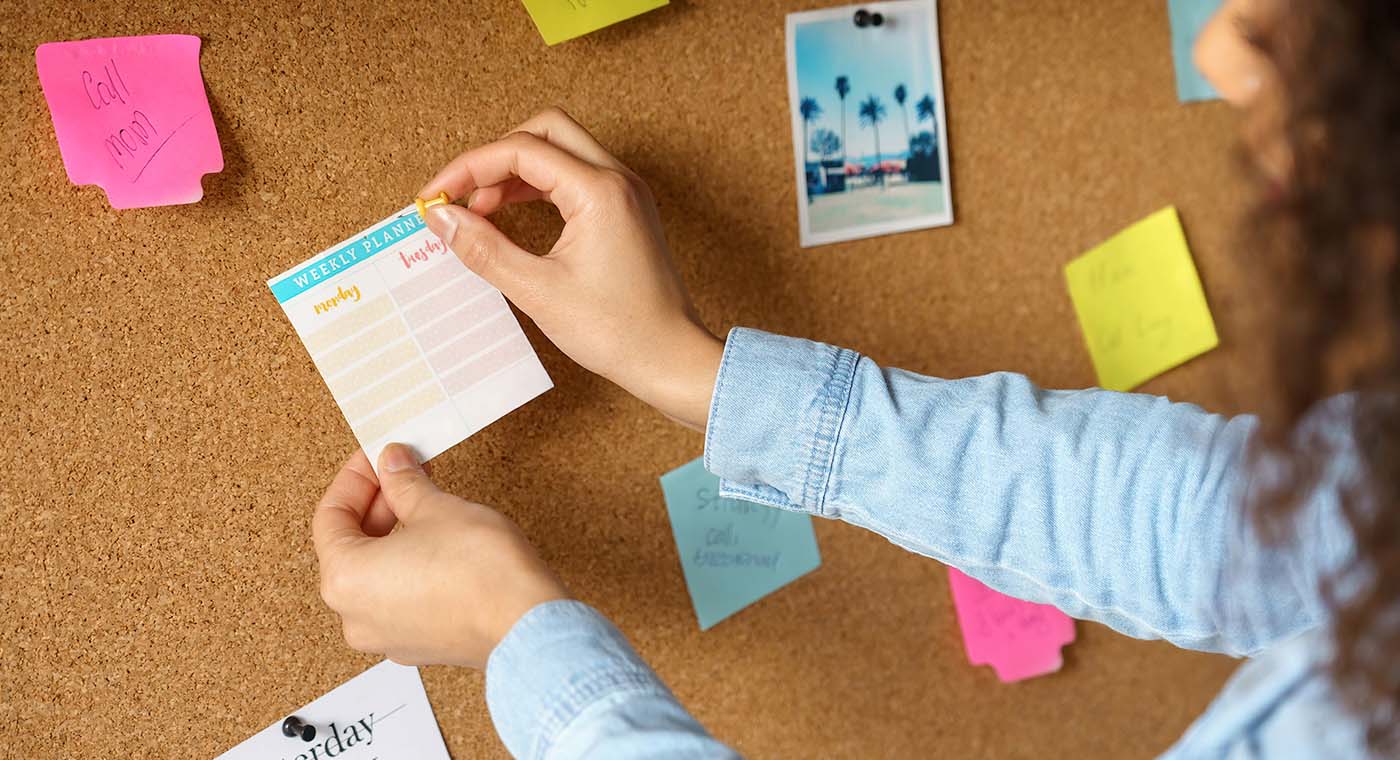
[483, 328, 1369, 759]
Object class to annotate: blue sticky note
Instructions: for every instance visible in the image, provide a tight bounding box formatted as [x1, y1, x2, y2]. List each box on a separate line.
[1167, 0, 1223, 102]
[660, 458, 821, 630]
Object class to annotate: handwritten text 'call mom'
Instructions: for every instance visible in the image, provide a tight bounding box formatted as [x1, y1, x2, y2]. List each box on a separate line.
[82, 58, 162, 174]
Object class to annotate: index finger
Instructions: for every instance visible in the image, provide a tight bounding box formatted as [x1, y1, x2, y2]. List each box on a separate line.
[312, 450, 380, 557]
[512, 107, 627, 172]
[418, 132, 605, 220]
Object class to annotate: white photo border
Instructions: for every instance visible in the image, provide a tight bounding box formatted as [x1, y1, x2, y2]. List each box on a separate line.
[785, 0, 954, 247]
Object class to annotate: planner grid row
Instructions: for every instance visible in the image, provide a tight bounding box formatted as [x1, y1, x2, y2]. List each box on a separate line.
[298, 248, 537, 447]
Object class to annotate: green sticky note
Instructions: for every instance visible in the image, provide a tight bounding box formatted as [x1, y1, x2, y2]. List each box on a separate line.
[1065, 207, 1219, 391]
[660, 458, 821, 631]
[520, 0, 668, 45]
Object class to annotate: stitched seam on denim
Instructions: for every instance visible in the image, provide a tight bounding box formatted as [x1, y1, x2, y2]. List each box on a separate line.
[703, 327, 741, 475]
[530, 668, 667, 760]
[821, 350, 858, 515]
[802, 347, 858, 516]
[797, 343, 838, 510]
[719, 481, 796, 509]
[830, 504, 1232, 649]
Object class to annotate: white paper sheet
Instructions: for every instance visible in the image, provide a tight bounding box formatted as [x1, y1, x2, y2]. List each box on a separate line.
[215, 661, 450, 760]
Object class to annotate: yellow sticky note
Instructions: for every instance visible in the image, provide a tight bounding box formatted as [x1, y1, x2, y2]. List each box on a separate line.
[521, 0, 669, 45]
[1065, 207, 1219, 391]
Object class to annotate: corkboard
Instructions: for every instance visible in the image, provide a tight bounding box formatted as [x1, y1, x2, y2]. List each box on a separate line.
[1, 0, 1256, 757]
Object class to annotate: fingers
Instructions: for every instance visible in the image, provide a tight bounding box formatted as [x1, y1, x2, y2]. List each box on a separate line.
[511, 107, 627, 172]
[361, 491, 398, 537]
[465, 179, 545, 217]
[322, 452, 434, 539]
[418, 131, 605, 221]
[375, 443, 442, 523]
[424, 204, 550, 307]
[312, 450, 379, 557]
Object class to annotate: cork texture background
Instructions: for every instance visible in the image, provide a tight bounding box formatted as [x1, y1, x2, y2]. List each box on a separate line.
[1, 1, 1258, 757]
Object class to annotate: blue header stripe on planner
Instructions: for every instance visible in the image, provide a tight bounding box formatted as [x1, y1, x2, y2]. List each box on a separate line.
[269, 212, 427, 303]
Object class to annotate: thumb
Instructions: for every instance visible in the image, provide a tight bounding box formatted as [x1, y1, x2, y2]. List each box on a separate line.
[376, 444, 441, 523]
[425, 203, 546, 308]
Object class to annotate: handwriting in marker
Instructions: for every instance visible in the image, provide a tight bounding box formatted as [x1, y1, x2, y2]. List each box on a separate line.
[660, 458, 820, 630]
[82, 59, 129, 109]
[132, 114, 200, 184]
[75, 57, 164, 174]
[36, 35, 223, 209]
[1064, 207, 1218, 391]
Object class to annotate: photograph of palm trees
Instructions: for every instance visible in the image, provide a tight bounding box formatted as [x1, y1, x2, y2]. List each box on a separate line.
[786, 0, 953, 247]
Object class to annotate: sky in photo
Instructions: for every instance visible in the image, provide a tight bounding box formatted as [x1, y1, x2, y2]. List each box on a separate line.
[794, 6, 940, 163]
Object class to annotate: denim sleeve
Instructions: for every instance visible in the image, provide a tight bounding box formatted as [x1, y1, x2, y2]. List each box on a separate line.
[485, 600, 741, 760]
[705, 328, 1356, 656]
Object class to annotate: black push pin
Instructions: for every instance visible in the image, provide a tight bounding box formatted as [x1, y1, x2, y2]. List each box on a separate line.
[853, 8, 884, 27]
[282, 715, 316, 742]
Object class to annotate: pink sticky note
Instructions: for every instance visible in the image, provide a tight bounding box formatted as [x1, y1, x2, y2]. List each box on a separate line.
[947, 568, 1075, 683]
[35, 35, 223, 209]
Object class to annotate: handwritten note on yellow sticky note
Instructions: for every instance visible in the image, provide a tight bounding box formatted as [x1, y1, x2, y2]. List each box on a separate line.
[521, 0, 668, 45]
[1065, 207, 1219, 391]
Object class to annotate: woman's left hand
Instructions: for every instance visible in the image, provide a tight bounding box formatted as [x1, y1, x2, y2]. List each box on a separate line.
[311, 444, 569, 668]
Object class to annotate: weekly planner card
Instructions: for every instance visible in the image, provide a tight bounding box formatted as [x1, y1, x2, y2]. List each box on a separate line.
[215, 661, 449, 759]
[268, 207, 552, 471]
[660, 458, 821, 630]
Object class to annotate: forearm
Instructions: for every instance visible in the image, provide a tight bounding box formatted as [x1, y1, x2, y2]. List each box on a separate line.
[704, 328, 1347, 655]
[486, 600, 739, 759]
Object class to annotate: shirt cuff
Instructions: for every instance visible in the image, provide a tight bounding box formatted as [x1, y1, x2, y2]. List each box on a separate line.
[485, 600, 677, 760]
[704, 327, 859, 516]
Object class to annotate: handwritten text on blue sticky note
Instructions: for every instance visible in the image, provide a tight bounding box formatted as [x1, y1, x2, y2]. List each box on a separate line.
[660, 458, 821, 630]
[1168, 0, 1223, 102]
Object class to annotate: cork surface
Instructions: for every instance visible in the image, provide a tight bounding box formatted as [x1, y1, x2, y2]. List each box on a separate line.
[1, 1, 1255, 757]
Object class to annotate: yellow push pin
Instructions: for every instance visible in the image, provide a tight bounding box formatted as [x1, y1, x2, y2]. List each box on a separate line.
[414, 191, 450, 220]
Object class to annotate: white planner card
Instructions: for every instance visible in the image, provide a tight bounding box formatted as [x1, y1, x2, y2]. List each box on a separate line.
[268, 206, 553, 471]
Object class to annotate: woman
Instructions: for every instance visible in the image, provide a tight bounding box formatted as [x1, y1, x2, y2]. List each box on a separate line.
[310, 0, 1399, 756]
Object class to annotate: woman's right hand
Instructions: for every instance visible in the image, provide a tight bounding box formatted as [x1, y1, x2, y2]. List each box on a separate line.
[417, 108, 723, 431]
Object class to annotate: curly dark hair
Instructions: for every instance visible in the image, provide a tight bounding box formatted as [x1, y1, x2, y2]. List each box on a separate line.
[1246, 0, 1400, 753]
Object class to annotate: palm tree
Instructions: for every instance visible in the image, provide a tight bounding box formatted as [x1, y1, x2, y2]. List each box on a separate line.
[810, 128, 841, 160]
[858, 94, 887, 185]
[894, 84, 910, 150]
[799, 97, 822, 164]
[916, 94, 938, 142]
[810, 128, 842, 192]
[907, 130, 939, 182]
[835, 76, 851, 176]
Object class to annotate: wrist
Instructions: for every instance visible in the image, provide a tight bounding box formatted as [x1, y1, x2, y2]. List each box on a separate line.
[644, 324, 723, 431]
[481, 584, 570, 665]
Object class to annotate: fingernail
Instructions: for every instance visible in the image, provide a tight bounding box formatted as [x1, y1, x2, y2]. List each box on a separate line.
[465, 190, 480, 211]
[426, 204, 459, 243]
[381, 444, 422, 473]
